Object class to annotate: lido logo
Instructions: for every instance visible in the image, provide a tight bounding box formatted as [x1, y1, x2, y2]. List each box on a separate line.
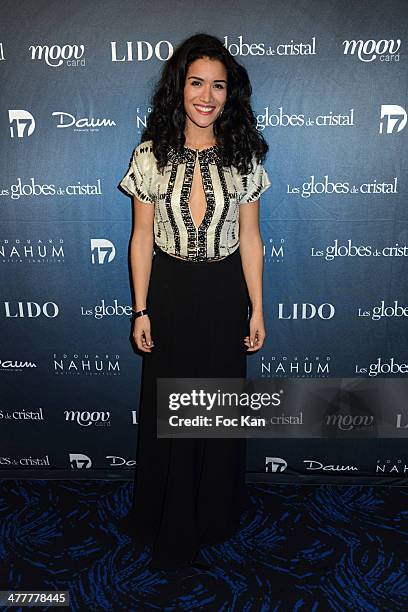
[111, 40, 172, 61]
[278, 303, 335, 320]
[8, 110, 35, 138]
[4, 301, 59, 318]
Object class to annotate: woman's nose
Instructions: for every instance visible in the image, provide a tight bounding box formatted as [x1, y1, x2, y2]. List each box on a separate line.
[199, 86, 212, 103]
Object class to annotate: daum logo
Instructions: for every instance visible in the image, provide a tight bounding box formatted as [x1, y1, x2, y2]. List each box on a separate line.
[0, 358, 38, 371]
[8, 110, 35, 138]
[106, 456, 137, 467]
[52, 112, 116, 131]
[304, 460, 358, 471]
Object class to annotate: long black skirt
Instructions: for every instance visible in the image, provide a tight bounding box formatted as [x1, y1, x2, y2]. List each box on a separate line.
[130, 245, 250, 569]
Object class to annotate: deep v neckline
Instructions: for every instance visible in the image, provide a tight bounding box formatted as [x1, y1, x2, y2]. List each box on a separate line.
[166, 143, 222, 236]
[188, 152, 207, 231]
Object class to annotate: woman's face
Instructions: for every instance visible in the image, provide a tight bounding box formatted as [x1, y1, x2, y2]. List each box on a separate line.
[183, 56, 228, 130]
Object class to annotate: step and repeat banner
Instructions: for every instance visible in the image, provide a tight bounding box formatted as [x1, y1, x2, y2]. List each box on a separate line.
[1, 0, 407, 483]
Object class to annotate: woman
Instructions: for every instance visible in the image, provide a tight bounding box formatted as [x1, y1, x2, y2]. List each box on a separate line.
[119, 33, 271, 571]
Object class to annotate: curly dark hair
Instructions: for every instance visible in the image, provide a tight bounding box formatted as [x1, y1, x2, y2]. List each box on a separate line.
[140, 33, 268, 175]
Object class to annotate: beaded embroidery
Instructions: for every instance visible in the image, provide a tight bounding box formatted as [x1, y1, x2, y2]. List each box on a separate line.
[162, 144, 233, 261]
[119, 140, 271, 262]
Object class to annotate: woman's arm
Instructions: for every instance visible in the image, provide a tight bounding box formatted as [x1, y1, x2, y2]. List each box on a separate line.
[130, 196, 155, 352]
[239, 201, 266, 351]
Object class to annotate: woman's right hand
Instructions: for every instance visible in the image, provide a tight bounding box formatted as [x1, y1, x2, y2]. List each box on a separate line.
[133, 315, 155, 353]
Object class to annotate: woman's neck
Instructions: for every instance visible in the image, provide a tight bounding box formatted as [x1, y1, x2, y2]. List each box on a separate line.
[184, 139, 217, 149]
[184, 124, 217, 150]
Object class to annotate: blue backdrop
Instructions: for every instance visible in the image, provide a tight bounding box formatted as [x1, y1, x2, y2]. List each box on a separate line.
[1, 0, 407, 483]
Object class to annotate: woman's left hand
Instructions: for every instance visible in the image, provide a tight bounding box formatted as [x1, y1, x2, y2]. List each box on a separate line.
[244, 311, 266, 351]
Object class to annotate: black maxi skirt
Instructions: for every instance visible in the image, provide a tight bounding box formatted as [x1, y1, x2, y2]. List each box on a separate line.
[130, 245, 251, 569]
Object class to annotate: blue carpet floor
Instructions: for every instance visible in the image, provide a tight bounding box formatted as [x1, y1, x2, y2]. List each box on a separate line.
[0, 480, 407, 611]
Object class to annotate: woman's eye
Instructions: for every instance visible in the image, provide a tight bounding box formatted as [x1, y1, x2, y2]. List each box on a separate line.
[190, 81, 225, 89]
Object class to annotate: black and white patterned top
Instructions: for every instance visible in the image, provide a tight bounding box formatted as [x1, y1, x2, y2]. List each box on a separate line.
[119, 139, 271, 262]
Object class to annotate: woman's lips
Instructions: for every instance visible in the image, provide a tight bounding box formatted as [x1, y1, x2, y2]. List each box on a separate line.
[194, 104, 215, 115]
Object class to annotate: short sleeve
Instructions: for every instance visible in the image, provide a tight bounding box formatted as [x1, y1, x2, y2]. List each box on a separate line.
[118, 141, 155, 204]
[238, 157, 271, 204]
